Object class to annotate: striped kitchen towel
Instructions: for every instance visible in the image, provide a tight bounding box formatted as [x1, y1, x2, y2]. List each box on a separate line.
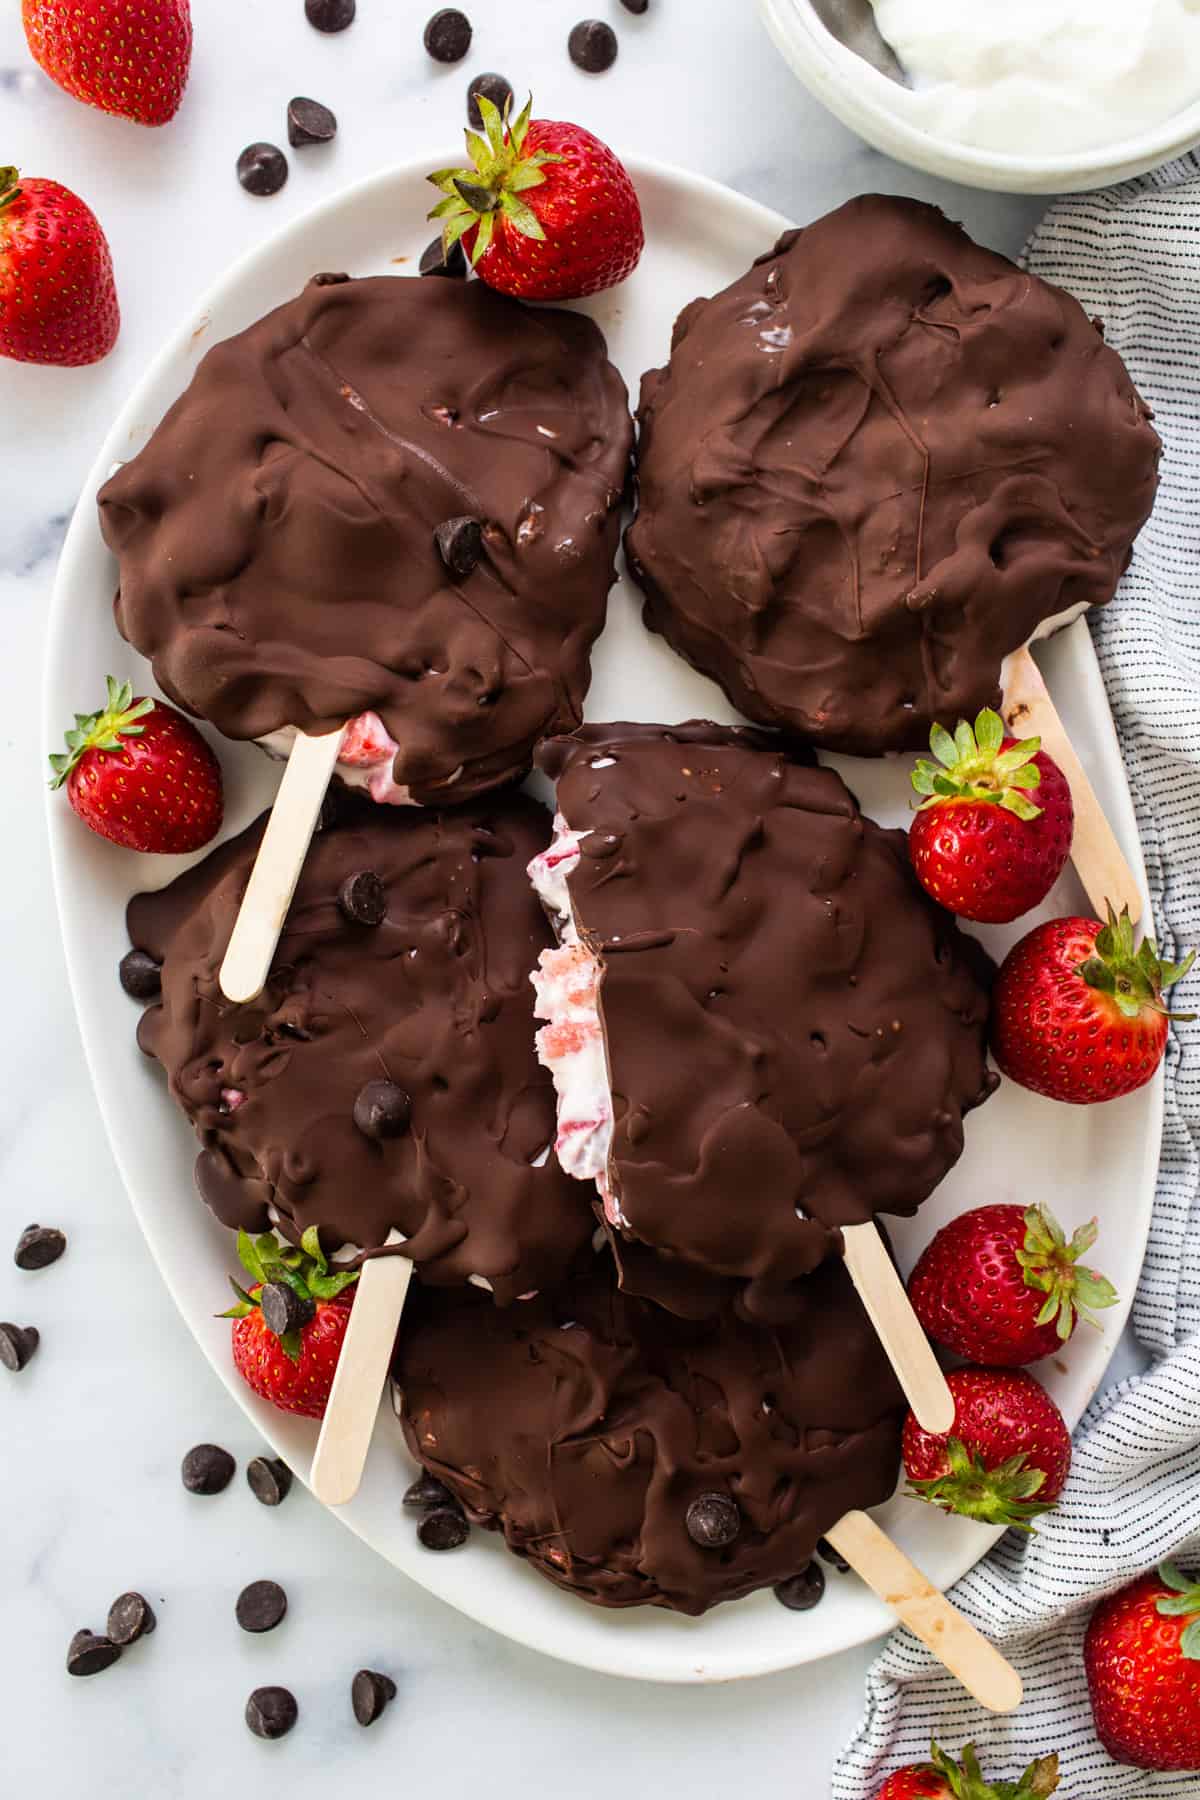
[833, 153, 1200, 1798]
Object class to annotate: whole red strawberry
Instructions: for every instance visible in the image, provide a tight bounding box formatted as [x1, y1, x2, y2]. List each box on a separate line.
[49, 675, 222, 853]
[876, 1742, 1060, 1800]
[22, 0, 191, 126]
[223, 1228, 359, 1420]
[427, 93, 643, 301]
[909, 1203, 1117, 1367]
[903, 1367, 1072, 1530]
[992, 905, 1194, 1105]
[909, 710, 1073, 924]
[0, 169, 118, 366]
[1085, 1562, 1200, 1770]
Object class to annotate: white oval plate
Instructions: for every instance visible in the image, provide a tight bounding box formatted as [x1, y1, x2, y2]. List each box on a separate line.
[44, 154, 1159, 1684]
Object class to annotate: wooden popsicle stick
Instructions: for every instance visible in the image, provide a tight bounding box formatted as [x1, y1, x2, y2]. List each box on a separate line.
[311, 1234, 413, 1507]
[219, 727, 346, 1003]
[842, 1222, 955, 1436]
[825, 1509, 1023, 1714]
[1003, 645, 1142, 924]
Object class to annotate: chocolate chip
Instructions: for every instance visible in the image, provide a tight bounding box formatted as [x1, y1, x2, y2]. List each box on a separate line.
[260, 1280, 315, 1340]
[338, 869, 387, 926]
[424, 8, 472, 61]
[310, 270, 351, 287]
[352, 1668, 397, 1726]
[568, 19, 618, 71]
[237, 143, 289, 197]
[0, 1323, 39, 1372]
[106, 1592, 157, 1646]
[247, 1456, 294, 1507]
[435, 516, 483, 579]
[816, 1535, 850, 1573]
[419, 235, 467, 280]
[417, 1507, 469, 1550]
[403, 1472, 456, 1511]
[288, 96, 338, 147]
[236, 1579, 288, 1634]
[620, 0, 648, 10]
[119, 948, 161, 1000]
[305, 0, 355, 30]
[246, 1686, 298, 1739]
[353, 1080, 412, 1140]
[181, 1443, 235, 1495]
[67, 1630, 121, 1677]
[14, 1224, 66, 1271]
[468, 71, 513, 129]
[773, 1561, 826, 1611]
[685, 1491, 741, 1549]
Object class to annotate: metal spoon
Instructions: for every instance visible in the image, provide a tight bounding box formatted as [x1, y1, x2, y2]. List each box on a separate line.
[808, 0, 907, 83]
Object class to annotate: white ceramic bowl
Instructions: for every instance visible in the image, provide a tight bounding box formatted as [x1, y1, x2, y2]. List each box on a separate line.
[760, 0, 1200, 193]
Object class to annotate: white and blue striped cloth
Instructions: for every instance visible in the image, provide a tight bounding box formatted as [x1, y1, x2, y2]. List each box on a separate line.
[834, 155, 1200, 1798]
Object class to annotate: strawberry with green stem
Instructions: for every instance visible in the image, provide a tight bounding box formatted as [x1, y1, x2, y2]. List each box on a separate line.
[903, 1367, 1072, 1531]
[0, 167, 119, 366]
[222, 1227, 359, 1420]
[1085, 1562, 1200, 1770]
[875, 1742, 1060, 1800]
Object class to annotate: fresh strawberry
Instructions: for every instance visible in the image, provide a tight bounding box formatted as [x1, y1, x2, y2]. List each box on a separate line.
[222, 1228, 359, 1421]
[908, 1203, 1117, 1368]
[876, 1743, 1060, 1800]
[909, 709, 1073, 924]
[903, 1367, 1072, 1530]
[427, 93, 643, 301]
[22, 0, 191, 127]
[991, 905, 1194, 1105]
[0, 168, 118, 366]
[48, 675, 223, 854]
[1085, 1562, 1200, 1770]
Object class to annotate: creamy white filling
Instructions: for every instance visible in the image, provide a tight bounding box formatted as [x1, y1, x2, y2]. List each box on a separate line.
[258, 713, 463, 808]
[528, 816, 622, 1227]
[869, 0, 1200, 156]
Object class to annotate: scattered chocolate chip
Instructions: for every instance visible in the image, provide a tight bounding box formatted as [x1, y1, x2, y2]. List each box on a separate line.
[247, 1456, 294, 1507]
[67, 1630, 121, 1677]
[305, 0, 355, 30]
[417, 1507, 469, 1550]
[260, 1280, 315, 1340]
[467, 71, 513, 129]
[246, 1685, 298, 1739]
[403, 1472, 456, 1511]
[353, 1080, 412, 1140]
[288, 96, 338, 147]
[568, 19, 618, 71]
[310, 270, 351, 286]
[236, 1579, 288, 1634]
[620, 0, 648, 11]
[0, 1323, 38, 1372]
[119, 948, 161, 1000]
[816, 1535, 850, 1573]
[773, 1561, 826, 1611]
[424, 7, 472, 61]
[14, 1224, 66, 1271]
[352, 1668, 397, 1726]
[434, 516, 484, 580]
[419, 235, 467, 280]
[237, 143, 289, 197]
[106, 1592, 157, 1646]
[181, 1443, 235, 1495]
[338, 869, 387, 926]
[685, 1491, 741, 1549]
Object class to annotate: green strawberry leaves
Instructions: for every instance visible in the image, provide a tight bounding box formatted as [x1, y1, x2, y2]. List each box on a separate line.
[923, 1741, 1060, 1800]
[1078, 904, 1196, 1022]
[427, 92, 563, 265]
[1016, 1205, 1118, 1342]
[217, 1226, 358, 1364]
[908, 1438, 1054, 1532]
[48, 675, 155, 790]
[911, 708, 1043, 822]
[1157, 1562, 1200, 1661]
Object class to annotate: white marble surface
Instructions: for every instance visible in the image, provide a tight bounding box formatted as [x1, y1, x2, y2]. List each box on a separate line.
[0, 2, 1142, 1792]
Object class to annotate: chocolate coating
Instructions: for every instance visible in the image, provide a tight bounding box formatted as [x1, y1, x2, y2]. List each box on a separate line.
[127, 794, 594, 1300]
[100, 276, 632, 805]
[395, 1255, 904, 1614]
[539, 723, 995, 1318]
[626, 195, 1160, 756]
